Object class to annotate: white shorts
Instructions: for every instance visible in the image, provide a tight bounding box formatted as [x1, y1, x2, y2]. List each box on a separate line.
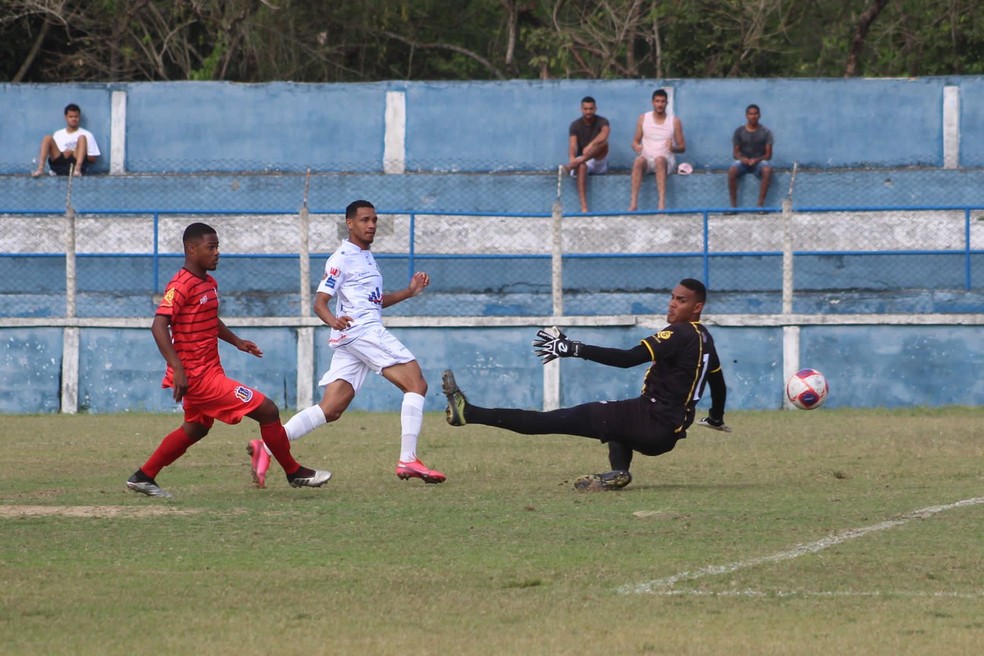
[642, 154, 676, 175]
[318, 324, 415, 393]
[570, 157, 609, 176]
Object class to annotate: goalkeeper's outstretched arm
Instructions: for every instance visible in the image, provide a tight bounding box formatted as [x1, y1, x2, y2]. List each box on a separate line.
[577, 343, 650, 368]
[532, 326, 649, 368]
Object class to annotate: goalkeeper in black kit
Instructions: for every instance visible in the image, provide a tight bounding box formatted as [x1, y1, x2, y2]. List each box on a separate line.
[441, 278, 730, 491]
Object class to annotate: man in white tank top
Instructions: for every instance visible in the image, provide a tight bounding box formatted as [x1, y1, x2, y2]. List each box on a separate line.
[629, 89, 686, 211]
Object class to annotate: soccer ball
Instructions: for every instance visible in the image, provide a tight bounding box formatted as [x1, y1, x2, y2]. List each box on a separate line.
[785, 368, 829, 410]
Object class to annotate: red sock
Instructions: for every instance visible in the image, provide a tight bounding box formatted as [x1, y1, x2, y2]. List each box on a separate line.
[141, 427, 196, 478]
[260, 422, 301, 475]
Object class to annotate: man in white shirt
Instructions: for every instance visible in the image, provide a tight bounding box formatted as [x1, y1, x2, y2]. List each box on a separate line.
[247, 200, 446, 487]
[32, 103, 101, 177]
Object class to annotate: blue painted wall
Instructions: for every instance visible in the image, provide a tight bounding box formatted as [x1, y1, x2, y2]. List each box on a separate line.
[2, 78, 982, 415]
[5, 168, 984, 217]
[124, 82, 389, 172]
[4, 324, 982, 414]
[1, 77, 976, 175]
[0, 328, 63, 413]
[76, 327, 298, 413]
[800, 325, 984, 407]
[389, 78, 947, 171]
[2, 83, 113, 175]
[958, 77, 984, 167]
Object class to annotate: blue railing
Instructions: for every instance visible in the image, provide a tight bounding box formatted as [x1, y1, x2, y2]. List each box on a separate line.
[1, 205, 981, 318]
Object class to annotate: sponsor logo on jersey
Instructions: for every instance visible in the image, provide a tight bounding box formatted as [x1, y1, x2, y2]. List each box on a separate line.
[326, 276, 336, 289]
[369, 286, 382, 305]
[161, 287, 175, 308]
[656, 330, 673, 341]
[199, 294, 209, 304]
[234, 385, 254, 403]
[330, 267, 340, 276]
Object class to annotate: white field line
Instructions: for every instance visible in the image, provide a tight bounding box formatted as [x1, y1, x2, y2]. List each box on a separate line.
[650, 589, 984, 599]
[619, 497, 984, 596]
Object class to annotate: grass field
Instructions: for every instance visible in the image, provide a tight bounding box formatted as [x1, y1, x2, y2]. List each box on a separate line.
[1, 408, 983, 655]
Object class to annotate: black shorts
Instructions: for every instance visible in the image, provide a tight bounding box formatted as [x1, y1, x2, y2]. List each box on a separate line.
[48, 154, 89, 176]
[587, 396, 684, 456]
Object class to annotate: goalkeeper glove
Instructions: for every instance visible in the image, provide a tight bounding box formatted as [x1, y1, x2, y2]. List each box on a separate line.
[532, 327, 583, 364]
[698, 416, 732, 433]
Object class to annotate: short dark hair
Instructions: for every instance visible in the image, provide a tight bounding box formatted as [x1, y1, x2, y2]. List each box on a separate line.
[746, 103, 760, 113]
[64, 103, 81, 115]
[346, 200, 375, 219]
[581, 96, 596, 105]
[652, 89, 668, 100]
[679, 278, 707, 303]
[183, 222, 216, 244]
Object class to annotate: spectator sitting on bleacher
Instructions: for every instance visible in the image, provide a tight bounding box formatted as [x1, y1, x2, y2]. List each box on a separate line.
[728, 104, 773, 210]
[566, 96, 610, 213]
[31, 103, 101, 177]
[629, 88, 685, 212]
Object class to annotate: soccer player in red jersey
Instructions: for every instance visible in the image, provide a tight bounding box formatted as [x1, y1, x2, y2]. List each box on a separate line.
[126, 222, 331, 498]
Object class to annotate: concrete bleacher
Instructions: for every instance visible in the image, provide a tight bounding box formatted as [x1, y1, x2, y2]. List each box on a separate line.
[3, 77, 982, 212]
[5, 77, 982, 175]
[4, 167, 984, 214]
[2, 78, 984, 414]
[2, 171, 981, 320]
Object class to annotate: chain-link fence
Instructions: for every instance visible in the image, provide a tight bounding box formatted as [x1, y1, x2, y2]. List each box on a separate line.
[2, 165, 983, 319]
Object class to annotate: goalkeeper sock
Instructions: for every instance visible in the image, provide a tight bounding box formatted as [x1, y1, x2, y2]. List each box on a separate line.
[399, 392, 425, 461]
[607, 441, 634, 472]
[467, 404, 597, 438]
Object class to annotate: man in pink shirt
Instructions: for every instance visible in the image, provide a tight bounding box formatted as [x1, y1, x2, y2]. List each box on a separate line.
[629, 89, 686, 211]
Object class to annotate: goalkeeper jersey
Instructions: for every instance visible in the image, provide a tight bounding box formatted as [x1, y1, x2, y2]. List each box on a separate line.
[640, 321, 721, 431]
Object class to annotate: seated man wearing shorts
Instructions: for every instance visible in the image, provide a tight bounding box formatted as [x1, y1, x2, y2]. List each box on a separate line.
[32, 103, 101, 177]
[566, 96, 610, 212]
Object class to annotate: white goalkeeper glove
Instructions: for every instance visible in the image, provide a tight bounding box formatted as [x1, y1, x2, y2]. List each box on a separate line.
[532, 326, 583, 364]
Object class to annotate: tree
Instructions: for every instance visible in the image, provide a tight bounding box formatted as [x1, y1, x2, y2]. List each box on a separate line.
[1, 0, 983, 82]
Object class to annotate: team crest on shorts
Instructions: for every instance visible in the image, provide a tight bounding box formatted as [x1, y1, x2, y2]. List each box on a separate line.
[234, 385, 254, 403]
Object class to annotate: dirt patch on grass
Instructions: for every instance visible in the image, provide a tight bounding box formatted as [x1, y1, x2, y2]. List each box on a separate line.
[0, 505, 202, 519]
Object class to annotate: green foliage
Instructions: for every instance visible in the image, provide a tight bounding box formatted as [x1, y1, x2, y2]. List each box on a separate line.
[189, 39, 226, 81]
[1, 0, 984, 81]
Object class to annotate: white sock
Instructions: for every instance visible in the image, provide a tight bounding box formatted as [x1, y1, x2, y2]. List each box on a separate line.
[399, 392, 425, 462]
[269, 405, 327, 455]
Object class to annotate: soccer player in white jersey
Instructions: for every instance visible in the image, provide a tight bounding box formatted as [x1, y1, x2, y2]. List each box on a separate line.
[247, 200, 445, 486]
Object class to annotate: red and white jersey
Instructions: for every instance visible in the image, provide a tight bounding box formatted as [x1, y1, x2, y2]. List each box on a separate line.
[155, 268, 221, 388]
[317, 240, 384, 347]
